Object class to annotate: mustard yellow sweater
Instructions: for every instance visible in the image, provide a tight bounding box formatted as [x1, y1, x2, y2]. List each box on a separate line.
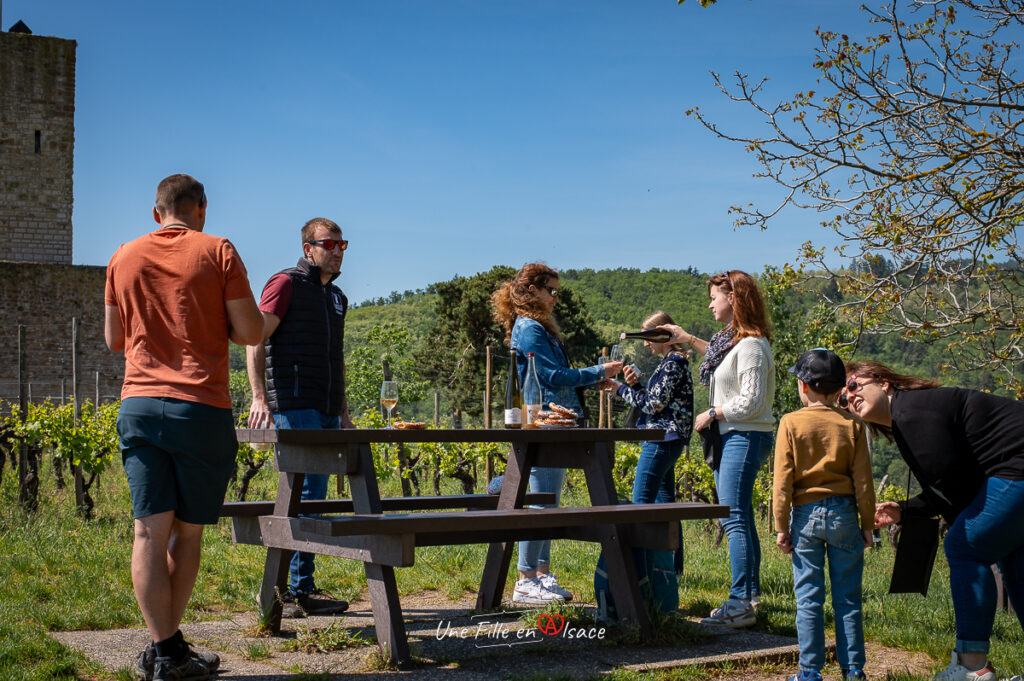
[772, 405, 875, 534]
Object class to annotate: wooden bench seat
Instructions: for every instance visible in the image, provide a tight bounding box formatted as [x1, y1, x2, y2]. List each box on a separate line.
[220, 492, 557, 517]
[230, 501, 727, 568]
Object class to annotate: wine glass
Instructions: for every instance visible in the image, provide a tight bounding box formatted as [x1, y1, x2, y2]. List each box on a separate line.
[610, 345, 625, 363]
[380, 380, 398, 429]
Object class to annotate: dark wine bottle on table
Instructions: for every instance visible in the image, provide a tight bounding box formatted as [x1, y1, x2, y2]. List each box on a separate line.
[619, 328, 672, 342]
[504, 350, 522, 429]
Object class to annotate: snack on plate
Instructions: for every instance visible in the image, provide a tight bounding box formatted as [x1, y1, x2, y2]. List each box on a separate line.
[531, 403, 579, 428]
[548, 403, 579, 418]
[533, 417, 576, 427]
[393, 421, 427, 430]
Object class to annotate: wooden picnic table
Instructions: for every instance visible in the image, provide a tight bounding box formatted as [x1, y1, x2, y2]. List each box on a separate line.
[229, 427, 727, 667]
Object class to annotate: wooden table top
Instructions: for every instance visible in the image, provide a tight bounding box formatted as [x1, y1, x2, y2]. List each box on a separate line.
[236, 427, 666, 445]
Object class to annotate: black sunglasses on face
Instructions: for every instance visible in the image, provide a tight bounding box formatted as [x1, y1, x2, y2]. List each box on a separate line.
[846, 376, 872, 394]
[541, 285, 558, 297]
[307, 238, 349, 251]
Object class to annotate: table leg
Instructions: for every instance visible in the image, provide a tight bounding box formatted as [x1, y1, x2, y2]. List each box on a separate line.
[348, 442, 411, 664]
[476, 442, 534, 610]
[365, 562, 411, 667]
[260, 469, 306, 634]
[258, 548, 291, 634]
[583, 441, 651, 635]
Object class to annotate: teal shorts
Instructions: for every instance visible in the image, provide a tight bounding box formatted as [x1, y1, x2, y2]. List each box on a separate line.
[118, 396, 236, 525]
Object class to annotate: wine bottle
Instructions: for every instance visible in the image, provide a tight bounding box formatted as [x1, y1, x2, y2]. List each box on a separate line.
[504, 350, 523, 429]
[619, 328, 673, 343]
[522, 352, 542, 429]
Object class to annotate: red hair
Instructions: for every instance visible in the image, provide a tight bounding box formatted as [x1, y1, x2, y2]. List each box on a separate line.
[708, 270, 772, 340]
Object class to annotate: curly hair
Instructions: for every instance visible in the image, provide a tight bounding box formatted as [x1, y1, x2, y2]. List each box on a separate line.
[707, 270, 772, 340]
[491, 263, 562, 342]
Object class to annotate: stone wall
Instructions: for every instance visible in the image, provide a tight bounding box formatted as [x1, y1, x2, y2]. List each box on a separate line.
[0, 262, 123, 405]
[0, 30, 76, 265]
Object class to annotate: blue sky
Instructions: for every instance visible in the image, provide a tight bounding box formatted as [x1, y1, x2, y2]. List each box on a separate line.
[5, 1, 868, 304]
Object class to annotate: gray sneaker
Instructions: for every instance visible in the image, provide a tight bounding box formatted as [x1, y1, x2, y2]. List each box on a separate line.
[135, 641, 219, 681]
[699, 598, 757, 628]
[152, 654, 210, 681]
[537, 573, 574, 601]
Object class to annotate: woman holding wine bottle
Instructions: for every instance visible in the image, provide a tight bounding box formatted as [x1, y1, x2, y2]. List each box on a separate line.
[603, 310, 694, 573]
[660, 270, 776, 629]
[491, 262, 623, 605]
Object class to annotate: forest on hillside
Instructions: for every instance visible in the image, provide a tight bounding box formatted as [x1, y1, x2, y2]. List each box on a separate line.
[226, 264, 1011, 490]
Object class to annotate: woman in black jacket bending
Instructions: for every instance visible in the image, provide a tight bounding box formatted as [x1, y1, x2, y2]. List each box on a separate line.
[842, 360, 1024, 681]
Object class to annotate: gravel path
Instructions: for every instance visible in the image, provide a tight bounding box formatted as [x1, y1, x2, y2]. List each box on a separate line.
[50, 591, 936, 680]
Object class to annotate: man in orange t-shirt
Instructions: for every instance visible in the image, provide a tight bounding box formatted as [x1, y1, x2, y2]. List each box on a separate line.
[104, 174, 263, 681]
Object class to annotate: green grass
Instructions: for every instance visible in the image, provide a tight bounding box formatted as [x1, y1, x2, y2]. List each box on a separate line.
[1, 458, 1022, 680]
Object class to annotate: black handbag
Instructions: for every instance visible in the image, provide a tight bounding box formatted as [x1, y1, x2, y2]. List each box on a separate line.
[888, 468, 940, 596]
[700, 420, 723, 470]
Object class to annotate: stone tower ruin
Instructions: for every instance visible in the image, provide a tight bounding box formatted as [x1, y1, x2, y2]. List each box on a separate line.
[0, 18, 76, 264]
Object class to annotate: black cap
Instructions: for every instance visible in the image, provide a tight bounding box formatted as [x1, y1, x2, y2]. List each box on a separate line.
[789, 348, 846, 393]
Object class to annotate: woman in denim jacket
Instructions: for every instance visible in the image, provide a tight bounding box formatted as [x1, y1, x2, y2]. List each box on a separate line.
[491, 262, 623, 605]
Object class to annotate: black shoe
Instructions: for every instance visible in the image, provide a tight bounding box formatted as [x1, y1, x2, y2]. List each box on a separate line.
[283, 588, 349, 616]
[152, 654, 210, 681]
[135, 641, 219, 681]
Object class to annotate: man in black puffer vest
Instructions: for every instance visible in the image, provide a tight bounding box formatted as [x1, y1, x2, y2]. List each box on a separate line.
[246, 217, 353, 617]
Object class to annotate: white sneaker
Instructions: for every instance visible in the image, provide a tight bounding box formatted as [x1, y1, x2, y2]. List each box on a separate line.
[512, 577, 564, 605]
[934, 652, 996, 681]
[537, 573, 574, 601]
[699, 598, 756, 628]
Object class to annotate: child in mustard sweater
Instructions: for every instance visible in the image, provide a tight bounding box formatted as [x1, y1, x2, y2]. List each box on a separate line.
[773, 349, 875, 681]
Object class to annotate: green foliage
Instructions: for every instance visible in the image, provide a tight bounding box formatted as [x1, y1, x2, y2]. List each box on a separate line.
[10, 400, 119, 479]
[761, 264, 853, 416]
[284, 620, 372, 653]
[346, 323, 430, 416]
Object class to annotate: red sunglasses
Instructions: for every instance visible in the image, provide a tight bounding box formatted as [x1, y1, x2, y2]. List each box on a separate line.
[307, 238, 348, 251]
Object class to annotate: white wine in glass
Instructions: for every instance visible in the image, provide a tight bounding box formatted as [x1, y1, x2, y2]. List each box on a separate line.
[380, 380, 399, 428]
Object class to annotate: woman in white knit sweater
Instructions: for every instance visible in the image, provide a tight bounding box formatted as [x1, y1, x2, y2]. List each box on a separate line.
[662, 270, 775, 629]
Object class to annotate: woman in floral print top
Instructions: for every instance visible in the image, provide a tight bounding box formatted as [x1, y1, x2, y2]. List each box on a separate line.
[603, 310, 694, 572]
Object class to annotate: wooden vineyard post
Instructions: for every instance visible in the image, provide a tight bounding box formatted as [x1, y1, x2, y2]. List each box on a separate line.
[484, 345, 493, 482]
[17, 324, 39, 511]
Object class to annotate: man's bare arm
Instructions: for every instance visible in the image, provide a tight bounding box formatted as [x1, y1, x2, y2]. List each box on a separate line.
[226, 297, 264, 346]
[105, 304, 125, 353]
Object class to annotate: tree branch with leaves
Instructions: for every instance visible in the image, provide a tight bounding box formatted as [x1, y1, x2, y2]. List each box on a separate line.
[688, 0, 1024, 393]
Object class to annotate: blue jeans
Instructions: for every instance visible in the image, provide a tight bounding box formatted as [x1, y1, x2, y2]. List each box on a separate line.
[274, 409, 340, 595]
[518, 467, 565, 572]
[944, 476, 1024, 655]
[714, 429, 772, 600]
[791, 495, 865, 672]
[634, 440, 685, 572]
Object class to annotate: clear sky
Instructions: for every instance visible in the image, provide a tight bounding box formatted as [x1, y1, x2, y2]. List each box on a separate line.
[4, 1, 868, 304]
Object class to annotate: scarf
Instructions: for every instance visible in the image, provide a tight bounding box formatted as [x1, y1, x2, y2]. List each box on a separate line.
[699, 327, 736, 386]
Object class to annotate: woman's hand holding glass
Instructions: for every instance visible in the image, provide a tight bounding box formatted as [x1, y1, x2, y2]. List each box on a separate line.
[623, 364, 640, 386]
[600, 360, 623, 378]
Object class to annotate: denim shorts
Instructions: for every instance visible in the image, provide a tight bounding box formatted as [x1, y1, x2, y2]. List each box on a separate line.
[118, 396, 237, 525]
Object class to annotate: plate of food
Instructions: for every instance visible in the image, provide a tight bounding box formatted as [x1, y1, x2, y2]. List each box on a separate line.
[532, 403, 579, 428]
[392, 421, 427, 430]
